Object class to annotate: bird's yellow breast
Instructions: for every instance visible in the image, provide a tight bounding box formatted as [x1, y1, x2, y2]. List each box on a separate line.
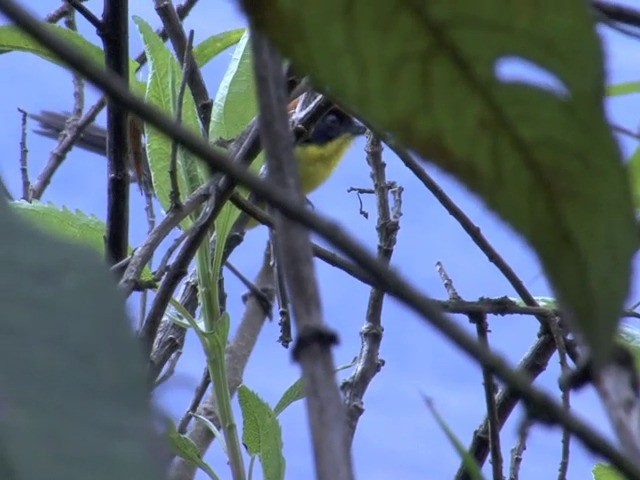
[295, 134, 356, 194]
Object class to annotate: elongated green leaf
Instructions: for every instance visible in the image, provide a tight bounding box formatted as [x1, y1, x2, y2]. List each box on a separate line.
[422, 396, 485, 480]
[0, 24, 106, 68]
[209, 32, 263, 308]
[11, 200, 107, 252]
[209, 32, 258, 141]
[607, 81, 640, 97]
[192, 414, 227, 453]
[194, 28, 246, 68]
[0, 197, 159, 479]
[134, 16, 205, 221]
[273, 378, 304, 417]
[0, 25, 143, 93]
[593, 463, 624, 480]
[245, 0, 637, 363]
[167, 423, 220, 480]
[238, 386, 285, 480]
[11, 201, 153, 282]
[273, 362, 354, 416]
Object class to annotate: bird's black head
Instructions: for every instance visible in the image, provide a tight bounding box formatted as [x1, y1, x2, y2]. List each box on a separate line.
[302, 108, 366, 146]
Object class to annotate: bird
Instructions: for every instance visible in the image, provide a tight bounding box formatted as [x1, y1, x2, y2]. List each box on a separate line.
[29, 105, 366, 225]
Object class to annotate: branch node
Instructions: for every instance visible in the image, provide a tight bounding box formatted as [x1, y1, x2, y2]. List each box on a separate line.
[292, 326, 340, 362]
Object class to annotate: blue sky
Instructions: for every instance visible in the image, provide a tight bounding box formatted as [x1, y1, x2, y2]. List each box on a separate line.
[1, 2, 639, 479]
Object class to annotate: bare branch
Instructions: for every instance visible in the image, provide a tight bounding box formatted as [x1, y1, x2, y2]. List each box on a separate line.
[593, 1, 640, 28]
[250, 29, 353, 480]
[342, 134, 401, 442]
[473, 311, 504, 480]
[65, 0, 101, 30]
[154, 0, 212, 129]
[508, 419, 532, 480]
[101, 0, 130, 264]
[17, 109, 30, 200]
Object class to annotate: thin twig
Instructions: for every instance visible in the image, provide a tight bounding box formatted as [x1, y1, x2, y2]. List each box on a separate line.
[225, 260, 272, 317]
[438, 262, 504, 480]
[17, 109, 30, 200]
[547, 317, 571, 480]
[64, 6, 86, 138]
[44, 2, 70, 23]
[121, 179, 214, 294]
[436, 260, 461, 300]
[140, 183, 157, 328]
[65, 0, 101, 30]
[508, 419, 532, 480]
[154, 0, 212, 130]
[473, 312, 504, 480]
[343, 134, 401, 443]
[612, 123, 640, 141]
[271, 229, 292, 347]
[593, 1, 640, 28]
[135, 0, 200, 66]
[30, 99, 105, 199]
[393, 147, 543, 313]
[393, 147, 563, 479]
[154, 230, 189, 281]
[346, 186, 372, 219]
[149, 271, 199, 383]
[154, 346, 182, 386]
[177, 367, 211, 434]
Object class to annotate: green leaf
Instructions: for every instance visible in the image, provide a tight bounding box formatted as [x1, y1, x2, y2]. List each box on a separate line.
[246, 0, 637, 364]
[238, 386, 286, 480]
[509, 296, 557, 309]
[0, 196, 159, 479]
[209, 31, 264, 307]
[134, 16, 205, 222]
[273, 378, 305, 417]
[167, 423, 220, 480]
[209, 31, 258, 141]
[593, 463, 624, 480]
[0, 24, 142, 93]
[193, 28, 246, 67]
[273, 362, 354, 416]
[11, 200, 154, 282]
[422, 396, 486, 480]
[192, 413, 227, 453]
[167, 297, 203, 330]
[11, 200, 107, 252]
[607, 81, 640, 97]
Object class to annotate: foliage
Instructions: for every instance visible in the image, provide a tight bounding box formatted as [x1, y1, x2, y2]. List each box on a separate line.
[244, 0, 638, 365]
[0, 2, 639, 480]
[0, 196, 158, 479]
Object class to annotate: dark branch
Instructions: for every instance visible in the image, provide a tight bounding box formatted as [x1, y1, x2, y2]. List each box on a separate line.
[101, 0, 130, 264]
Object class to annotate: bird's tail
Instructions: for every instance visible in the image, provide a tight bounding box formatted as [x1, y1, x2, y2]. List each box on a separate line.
[29, 111, 154, 195]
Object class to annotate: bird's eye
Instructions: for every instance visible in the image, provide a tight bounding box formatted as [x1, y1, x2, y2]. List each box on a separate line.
[323, 113, 341, 129]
